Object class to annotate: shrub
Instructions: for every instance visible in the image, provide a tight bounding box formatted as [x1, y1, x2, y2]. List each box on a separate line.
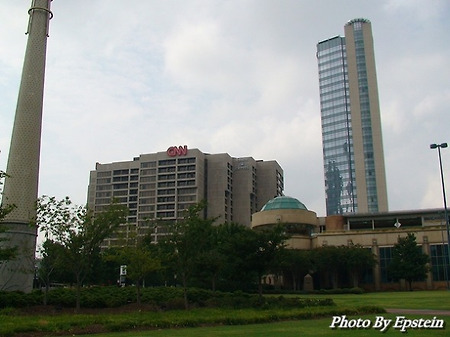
[1, 286, 336, 311]
[0, 307, 20, 316]
[0, 291, 39, 308]
[162, 298, 186, 310]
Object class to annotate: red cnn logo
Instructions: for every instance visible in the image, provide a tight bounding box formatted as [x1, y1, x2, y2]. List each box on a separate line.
[167, 145, 188, 157]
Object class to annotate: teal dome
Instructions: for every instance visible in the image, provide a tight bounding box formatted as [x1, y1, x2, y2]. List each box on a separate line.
[261, 196, 308, 211]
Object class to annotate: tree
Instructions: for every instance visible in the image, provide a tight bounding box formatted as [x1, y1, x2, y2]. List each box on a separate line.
[311, 245, 376, 289]
[106, 230, 161, 305]
[388, 233, 430, 290]
[0, 171, 17, 264]
[36, 195, 128, 311]
[344, 245, 376, 288]
[281, 249, 312, 291]
[312, 245, 346, 289]
[159, 202, 216, 309]
[216, 223, 287, 297]
[212, 223, 255, 291]
[249, 226, 287, 298]
[37, 240, 65, 305]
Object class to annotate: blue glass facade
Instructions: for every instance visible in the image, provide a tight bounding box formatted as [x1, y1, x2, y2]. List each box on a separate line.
[317, 37, 357, 214]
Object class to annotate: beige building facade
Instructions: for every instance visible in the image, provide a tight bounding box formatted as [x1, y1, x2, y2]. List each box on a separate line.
[252, 196, 449, 291]
[88, 146, 284, 247]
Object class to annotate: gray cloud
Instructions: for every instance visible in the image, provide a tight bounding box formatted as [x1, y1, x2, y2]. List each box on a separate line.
[1, 0, 449, 216]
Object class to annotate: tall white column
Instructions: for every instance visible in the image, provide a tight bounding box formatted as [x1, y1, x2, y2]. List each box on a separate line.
[0, 0, 53, 292]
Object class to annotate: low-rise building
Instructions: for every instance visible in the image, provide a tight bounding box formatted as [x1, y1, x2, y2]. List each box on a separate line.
[252, 196, 449, 291]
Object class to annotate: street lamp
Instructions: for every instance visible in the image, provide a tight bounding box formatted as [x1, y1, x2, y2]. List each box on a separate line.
[430, 143, 450, 289]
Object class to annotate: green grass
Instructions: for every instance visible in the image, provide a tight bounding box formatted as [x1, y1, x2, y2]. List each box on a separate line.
[1, 291, 449, 336]
[298, 290, 450, 310]
[0, 306, 380, 336]
[76, 314, 450, 337]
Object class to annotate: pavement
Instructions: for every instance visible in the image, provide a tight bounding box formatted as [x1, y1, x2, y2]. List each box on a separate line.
[386, 309, 450, 316]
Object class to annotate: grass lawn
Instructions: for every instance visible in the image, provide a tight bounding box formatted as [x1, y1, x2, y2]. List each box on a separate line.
[1, 291, 449, 337]
[77, 314, 450, 337]
[77, 291, 450, 337]
[298, 290, 450, 310]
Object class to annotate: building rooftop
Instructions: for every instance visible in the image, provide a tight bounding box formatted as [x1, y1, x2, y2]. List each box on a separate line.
[260, 196, 308, 211]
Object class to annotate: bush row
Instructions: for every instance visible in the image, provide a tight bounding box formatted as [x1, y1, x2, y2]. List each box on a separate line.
[0, 286, 335, 310]
[264, 287, 365, 295]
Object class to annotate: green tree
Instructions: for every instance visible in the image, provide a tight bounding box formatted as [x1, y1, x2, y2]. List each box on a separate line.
[344, 244, 376, 288]
[388, 233, 430, 290]
[312, 245, 345, 289]
[36, 195, 128, 311]
[281, 249, 312, 291]
[250, 226, 287, 297]
[216, 223, 287, 296]
[37, 240, 65, 305]
[214, 223, 259, 291]
[106, 230, 161, 305]
[311, 245, 376, 289]
[160, 202, 216, 309]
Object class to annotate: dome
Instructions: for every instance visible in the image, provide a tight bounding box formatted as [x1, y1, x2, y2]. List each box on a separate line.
[261, 196, 308, 211]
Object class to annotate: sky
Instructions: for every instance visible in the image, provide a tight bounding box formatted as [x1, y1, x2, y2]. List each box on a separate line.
[1, 0, 450, 217]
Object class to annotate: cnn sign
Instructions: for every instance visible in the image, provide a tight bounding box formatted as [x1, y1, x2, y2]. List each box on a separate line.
[167, 145, 188, 157]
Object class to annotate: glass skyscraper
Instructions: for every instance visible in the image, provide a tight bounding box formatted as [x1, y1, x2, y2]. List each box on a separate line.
[317, 18, 388, 215]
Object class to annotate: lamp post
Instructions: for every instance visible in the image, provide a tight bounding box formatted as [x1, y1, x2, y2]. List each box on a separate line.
[430, 143, 450, 289]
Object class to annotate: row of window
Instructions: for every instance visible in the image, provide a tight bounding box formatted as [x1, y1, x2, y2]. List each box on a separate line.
[317, 39, 345, 56]
[379, 245, 450, 283]
[318, 73, 347, 87]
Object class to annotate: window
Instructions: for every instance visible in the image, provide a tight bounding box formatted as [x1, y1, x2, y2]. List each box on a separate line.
[157, 196, 175, 203]
[158, 174, 176, 181]
[140, 190, 155, 197]
[113, 190, 128, 196]
[113, 169, 129, 175]
[113, 183, 128, 189]
[140, 183, 155, 190]
[96, 192, 111, 198]
[379, 247, 394, 283]
[158, 189, 175, 195]
[113, 176, 129, 182]
[141, 169, 156, 176]
[178, 157, 196, 164]
[430, 244, 450, 282]
[141, 161, 156, 168]
[158, 159, 176, 166]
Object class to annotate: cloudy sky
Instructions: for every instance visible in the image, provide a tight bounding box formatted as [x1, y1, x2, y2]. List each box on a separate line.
[1, 0, 449, 216]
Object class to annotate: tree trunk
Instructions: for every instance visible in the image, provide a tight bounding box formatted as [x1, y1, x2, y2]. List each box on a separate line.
[136, 280, 142, 306]
[44, 282, 49, 306]
[211, 274, 216, 292]
[75, 273, 82, 313]
[258, 274, 263, 299]
[351, 271, 359, 288]
[331, 272, 339, 289]
[182, 272, 188, 310]
[75, 283, 81, 313]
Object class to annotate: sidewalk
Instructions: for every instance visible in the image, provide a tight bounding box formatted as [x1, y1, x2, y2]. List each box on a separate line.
[386, 308, 450, 316]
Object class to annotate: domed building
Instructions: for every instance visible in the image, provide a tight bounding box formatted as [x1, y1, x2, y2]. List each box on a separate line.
[251, 196, 319, 250]
[252, 195, 450, 291]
